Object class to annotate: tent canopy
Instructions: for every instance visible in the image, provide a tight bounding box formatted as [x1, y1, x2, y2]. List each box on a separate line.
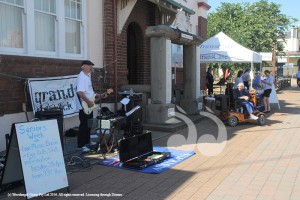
[200, 32, 262, 63]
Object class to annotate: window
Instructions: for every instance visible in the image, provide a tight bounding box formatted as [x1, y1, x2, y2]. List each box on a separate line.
[65, 0, 82, 54]
[0, 0, 86, 58]
[35, 0, 56, 51]
[0, 0, 24, 48]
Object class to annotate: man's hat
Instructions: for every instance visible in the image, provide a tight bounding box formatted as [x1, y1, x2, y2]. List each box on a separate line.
[81, 60, 94, 66]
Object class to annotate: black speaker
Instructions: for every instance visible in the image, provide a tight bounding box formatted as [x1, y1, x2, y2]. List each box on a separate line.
[215, 94, 228, 111]
[35, 109, 64, 152]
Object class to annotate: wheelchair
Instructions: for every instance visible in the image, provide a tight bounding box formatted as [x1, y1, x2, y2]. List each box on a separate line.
[215, 89, 266, 127]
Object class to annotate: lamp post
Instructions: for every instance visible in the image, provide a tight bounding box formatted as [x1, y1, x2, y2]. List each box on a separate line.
[272, 43, 277, 78]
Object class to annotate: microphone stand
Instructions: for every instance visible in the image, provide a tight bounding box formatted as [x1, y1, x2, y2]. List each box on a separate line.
[93, 68, 105, 156]
[92, 68, 104, 128]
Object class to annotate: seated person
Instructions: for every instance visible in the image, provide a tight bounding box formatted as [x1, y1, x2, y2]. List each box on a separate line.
[233, 83, 258, 120]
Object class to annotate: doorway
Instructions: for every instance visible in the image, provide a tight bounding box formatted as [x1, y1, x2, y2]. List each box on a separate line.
[127, 22, 143, 84]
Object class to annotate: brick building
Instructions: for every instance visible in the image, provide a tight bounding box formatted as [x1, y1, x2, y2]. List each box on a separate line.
[0, 0, 210, 151]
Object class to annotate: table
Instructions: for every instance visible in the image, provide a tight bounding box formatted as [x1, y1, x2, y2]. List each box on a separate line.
[205, 96, 216, 111]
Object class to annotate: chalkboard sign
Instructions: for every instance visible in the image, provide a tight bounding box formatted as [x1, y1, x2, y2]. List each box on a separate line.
[1, 120, 69, 199]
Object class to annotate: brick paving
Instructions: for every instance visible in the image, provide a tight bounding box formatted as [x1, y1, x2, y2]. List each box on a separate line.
[1, 83, 300, 200]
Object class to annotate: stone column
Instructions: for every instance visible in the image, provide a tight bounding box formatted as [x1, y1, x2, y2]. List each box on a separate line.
[144, 25, 203, 123]
[180, 45, 201, 114]
[145, 37, 175, 124]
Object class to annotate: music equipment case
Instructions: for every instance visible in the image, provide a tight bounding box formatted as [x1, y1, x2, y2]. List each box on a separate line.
[118, 131, 171, 170]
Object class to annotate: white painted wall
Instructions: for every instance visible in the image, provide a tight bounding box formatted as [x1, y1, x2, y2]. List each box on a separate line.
[198, 0, 209, 19]
[0, 112, 80, 152]
[0, 102, 118, 152]
[175, 0, 208, 35]
[117, 0, 138, 34]
[283, 27, 300, 52]
[286, 38, 300, 52]
[87, 0, 104, 68]
[0, 113, 32, 152]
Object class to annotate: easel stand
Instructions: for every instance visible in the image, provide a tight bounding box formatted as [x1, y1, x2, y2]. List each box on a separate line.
[0, 120, 69, 199]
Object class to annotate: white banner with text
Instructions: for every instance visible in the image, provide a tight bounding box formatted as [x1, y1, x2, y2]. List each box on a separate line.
[28, 75, 79, 117]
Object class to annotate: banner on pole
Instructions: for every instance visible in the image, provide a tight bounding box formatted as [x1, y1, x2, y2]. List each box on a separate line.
[28, 75, 79, 117]
[259, 52, 272, 61]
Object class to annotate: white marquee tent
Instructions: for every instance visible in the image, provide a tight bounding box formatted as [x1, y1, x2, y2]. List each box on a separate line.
[200, 32, 280, 109]
[200, 32, 262, 63]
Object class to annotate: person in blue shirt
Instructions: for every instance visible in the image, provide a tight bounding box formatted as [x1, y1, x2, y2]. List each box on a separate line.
[296, 69, 300, 87]
[253, 71, 262, 89]
[234, 83, 258, 120]
[261, 70, 273, 112]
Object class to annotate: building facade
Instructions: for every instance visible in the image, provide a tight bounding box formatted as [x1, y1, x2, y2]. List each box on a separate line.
[0, 0, 210, 151]
[277, 26, 300, 77]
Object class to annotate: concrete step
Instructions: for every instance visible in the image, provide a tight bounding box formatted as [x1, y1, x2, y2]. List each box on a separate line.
[142, 114, 204, 132]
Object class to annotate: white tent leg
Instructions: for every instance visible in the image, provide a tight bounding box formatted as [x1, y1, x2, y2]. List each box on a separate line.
[250, 62, 254, 90]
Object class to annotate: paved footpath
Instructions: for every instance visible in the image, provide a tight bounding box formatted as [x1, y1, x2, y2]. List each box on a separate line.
[2, 85, 300, 200]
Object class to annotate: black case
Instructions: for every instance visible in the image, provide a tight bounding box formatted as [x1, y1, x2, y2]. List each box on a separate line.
[118, 131, 171, 170]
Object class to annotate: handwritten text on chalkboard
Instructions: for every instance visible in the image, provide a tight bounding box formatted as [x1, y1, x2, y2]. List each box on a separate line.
[15, 120, 68, 198]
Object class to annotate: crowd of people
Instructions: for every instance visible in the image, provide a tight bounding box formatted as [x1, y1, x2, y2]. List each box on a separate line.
[206, 67, 275, 114]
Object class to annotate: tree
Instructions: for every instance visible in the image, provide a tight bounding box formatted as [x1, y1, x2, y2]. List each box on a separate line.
[207, 0, 297, 53]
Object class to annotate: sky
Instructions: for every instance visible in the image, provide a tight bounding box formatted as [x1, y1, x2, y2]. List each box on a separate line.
[208, 0, 300, 26]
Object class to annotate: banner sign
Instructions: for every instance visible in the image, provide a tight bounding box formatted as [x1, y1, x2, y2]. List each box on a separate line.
[278, 57, 287, 63]
[259, 52, 272, 61]
[200, 53, 229, 61]
[28, 75, 79, 117]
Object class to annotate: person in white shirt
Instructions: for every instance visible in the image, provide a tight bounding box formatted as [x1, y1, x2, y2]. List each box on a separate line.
[261, 70, 273, 113]
[76, 60, 107, 152]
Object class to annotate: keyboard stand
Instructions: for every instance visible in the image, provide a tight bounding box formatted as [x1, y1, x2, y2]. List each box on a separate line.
[96, 119, 118, 157]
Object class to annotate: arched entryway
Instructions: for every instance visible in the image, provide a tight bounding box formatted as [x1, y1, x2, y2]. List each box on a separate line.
[127, 22, 144, 84]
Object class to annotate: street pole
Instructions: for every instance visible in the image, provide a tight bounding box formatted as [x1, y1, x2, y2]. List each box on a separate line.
[287, 53, 290, 78]
[272, 44, 277, 78]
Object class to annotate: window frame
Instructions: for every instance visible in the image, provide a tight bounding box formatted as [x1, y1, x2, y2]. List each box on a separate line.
[0, 0, 26, 54]
[34, 2, 58, 55]
[0, 0, 87, 59]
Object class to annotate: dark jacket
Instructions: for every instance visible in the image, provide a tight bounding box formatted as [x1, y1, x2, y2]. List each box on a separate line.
[233, 88, 250, 101]
[206, 72, 214, 86]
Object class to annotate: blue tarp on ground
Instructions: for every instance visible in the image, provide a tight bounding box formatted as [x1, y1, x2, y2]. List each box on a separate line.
[99, 146, 195, 174]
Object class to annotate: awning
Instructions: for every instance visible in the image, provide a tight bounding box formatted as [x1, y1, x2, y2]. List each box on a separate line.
[165, 0, 195, 15]
[279, 55, 300, 58]
[148, 0, 195, 15]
